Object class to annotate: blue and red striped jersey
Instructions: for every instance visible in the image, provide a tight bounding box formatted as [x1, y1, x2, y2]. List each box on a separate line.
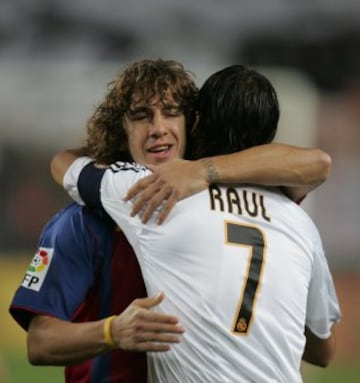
[9, 202, 147, 383]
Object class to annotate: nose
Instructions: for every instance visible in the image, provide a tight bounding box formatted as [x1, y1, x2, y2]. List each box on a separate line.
[148, 112, 167, 138]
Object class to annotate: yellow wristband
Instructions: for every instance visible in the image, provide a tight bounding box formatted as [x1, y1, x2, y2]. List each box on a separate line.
[103, 315, 117, 348]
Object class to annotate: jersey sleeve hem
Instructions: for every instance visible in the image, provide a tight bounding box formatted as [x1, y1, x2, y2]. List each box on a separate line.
[9, 305, 63, 331]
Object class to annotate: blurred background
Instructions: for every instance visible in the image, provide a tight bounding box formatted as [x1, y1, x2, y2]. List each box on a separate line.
[0, 1, 359, 382]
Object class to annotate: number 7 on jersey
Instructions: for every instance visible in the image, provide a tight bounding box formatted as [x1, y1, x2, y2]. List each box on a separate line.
[225, 222, 266, 335]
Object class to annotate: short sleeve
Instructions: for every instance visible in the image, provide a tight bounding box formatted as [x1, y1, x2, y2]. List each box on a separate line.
[9, 204, 110, 330]
[305, 242, 341, 338]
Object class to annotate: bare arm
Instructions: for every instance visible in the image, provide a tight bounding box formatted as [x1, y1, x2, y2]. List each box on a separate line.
[50, 143, 331, 223]
[199, 143, 331, 200]
[302, 326, 336, 367]
[126, 143, 331, 223]
[27, 293, 184, 365]
[28, 315, 108, 365]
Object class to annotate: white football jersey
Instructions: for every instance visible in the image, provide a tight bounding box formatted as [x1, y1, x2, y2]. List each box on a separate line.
[64, 158, 341, 383]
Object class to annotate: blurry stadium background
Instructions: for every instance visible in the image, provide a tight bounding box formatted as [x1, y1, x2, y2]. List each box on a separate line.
[0, 1, 359, 382]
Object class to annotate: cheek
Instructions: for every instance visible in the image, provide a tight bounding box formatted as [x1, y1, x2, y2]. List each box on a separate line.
[177, 121, 187, 151]
[126, 129, 145, 159]
[123, 122, 135, 147]
[127, 133, 138, 154]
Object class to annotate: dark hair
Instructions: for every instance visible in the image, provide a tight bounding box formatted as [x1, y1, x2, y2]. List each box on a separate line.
[191, 65, 279, 159]
[86, 59, 198, 164]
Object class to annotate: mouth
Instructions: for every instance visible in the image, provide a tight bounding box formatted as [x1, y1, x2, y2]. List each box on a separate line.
[146, 144, 174, 162]
[147, 144, 172, 153]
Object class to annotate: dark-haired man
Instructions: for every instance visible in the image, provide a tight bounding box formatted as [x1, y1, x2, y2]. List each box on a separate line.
[57, 64, 340, 382]
[10, 60, 334, 383]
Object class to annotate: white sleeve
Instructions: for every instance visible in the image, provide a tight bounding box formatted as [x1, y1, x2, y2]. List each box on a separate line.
[305, 241, 341, 338]
[63, 156, 93, 205]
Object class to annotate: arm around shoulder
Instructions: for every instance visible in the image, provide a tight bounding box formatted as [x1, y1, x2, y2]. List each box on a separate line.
[282, 147, 332, 201]
[203, 143, 332, 202]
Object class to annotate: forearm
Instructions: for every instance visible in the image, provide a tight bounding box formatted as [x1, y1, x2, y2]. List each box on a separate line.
[27, 315, 109, 366]
[201, 143, 332, 201]
[27, 295, 184, 365]
[125, 144, 331, 222]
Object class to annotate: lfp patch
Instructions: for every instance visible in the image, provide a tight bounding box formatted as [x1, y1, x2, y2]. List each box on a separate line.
[21, 247, 54, 291]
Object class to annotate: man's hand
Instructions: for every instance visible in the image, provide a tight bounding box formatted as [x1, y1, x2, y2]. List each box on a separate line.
[124, 159, 209, 224]
[111, 292, 185, 352]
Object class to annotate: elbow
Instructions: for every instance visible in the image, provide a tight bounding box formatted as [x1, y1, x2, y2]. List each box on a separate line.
[49, 156, 56, 182]
[318, 342, 336, 368]
[318, 357, 333, 368]
[27, 333, 53, 365]
[28, 356, 43, 366]
[304, 351, 335, 368]
[313, 348, 335, 368]
[27, 346, 49, 366]
[50, 152, 64, 186]
[27, 325, 52, 366]
[303, 327, 336, 368]
[27, 341, 59, 366]
[314, 149, 332, 184]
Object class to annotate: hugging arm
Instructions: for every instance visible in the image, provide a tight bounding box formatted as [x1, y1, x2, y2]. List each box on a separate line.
[125, 143, 331, 223]
[200, 143, 331, 200]
[50, 143, 331, 223]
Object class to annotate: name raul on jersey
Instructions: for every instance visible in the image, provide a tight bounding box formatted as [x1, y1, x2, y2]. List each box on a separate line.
[208, 185, 271, 222]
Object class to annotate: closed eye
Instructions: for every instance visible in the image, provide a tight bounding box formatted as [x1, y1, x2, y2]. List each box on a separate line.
[163, 107, 182, 117]
[127, 108, 150, 121]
